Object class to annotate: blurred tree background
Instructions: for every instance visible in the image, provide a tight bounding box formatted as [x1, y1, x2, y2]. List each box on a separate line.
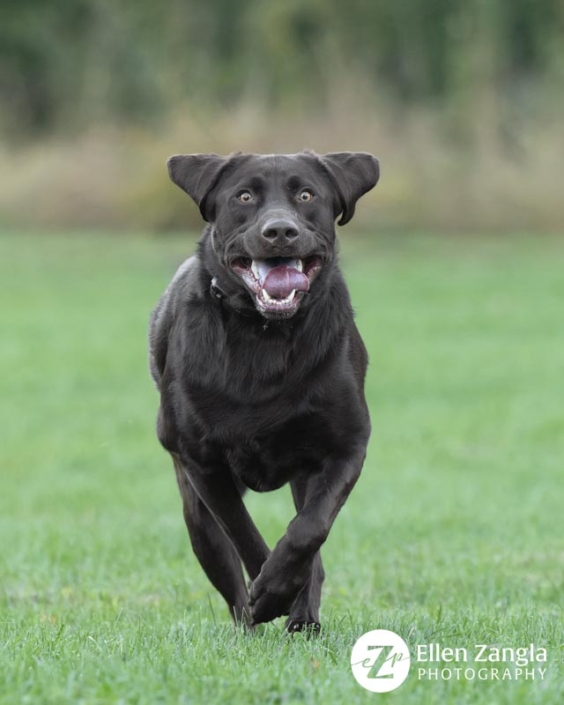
[0, 0, 563, 231]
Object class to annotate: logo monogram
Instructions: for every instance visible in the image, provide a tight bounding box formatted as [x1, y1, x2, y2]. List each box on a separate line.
[351, 629, 411, 692]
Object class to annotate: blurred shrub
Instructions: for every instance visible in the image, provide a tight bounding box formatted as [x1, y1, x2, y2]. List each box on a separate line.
[1, 0, 563, 137]
[1, 102, 563, 233]
[0, 0, 563, 231]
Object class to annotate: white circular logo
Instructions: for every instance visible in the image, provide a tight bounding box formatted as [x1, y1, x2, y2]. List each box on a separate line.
[350, 629, 411, 693]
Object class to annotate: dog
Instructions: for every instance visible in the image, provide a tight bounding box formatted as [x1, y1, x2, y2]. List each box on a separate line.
[149, 151, 379, 631]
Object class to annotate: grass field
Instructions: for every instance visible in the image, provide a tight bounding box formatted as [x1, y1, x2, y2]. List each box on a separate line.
[1, 230, 563, 704]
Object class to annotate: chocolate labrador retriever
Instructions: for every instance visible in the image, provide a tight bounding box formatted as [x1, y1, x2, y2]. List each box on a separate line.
[149, 151, 379, 631]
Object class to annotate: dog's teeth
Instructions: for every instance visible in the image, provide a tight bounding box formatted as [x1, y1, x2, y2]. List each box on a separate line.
[297, 260, 303, 272]
[251, 260, 260, 280]
[260, 288, 297, 306]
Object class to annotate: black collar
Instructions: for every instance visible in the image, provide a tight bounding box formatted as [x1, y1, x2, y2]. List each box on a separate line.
[209, 277, 227, 302]
[209, 276, 267, 322]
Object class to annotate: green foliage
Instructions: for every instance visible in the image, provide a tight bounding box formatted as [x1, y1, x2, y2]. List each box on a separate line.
[1, 231, 563, 703]
[1, 0, 563, 135]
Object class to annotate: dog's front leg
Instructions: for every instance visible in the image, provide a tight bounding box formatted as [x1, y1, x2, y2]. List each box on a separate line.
[180, 458, 271, 581]
[249, 445, 366, 625]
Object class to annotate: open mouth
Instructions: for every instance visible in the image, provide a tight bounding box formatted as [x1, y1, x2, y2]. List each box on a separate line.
[230, 255, 322, 317]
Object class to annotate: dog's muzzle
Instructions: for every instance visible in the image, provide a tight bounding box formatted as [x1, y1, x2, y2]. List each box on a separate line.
[230, 255, 322, 318]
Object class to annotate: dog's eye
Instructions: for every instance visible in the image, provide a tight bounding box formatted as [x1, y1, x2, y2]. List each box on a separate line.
[237, 191, 254, 204]
[298, 190, 313, 202]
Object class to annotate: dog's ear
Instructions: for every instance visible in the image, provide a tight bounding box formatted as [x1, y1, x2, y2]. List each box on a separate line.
[167, 153, 229, 222]
[320, 152, 379, 226]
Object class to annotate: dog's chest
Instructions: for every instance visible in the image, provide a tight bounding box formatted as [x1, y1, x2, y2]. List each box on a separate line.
[222, 433, 323, 492]
[183, 376, 334, 491]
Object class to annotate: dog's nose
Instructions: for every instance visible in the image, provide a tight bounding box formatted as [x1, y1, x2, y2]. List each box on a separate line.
[261, 219, 299, 244]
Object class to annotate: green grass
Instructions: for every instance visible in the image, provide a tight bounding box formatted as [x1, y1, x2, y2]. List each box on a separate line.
[1, 230, 563, 704]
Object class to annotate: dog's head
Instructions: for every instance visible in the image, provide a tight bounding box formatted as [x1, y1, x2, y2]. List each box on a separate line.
[168, 151, 379, 319]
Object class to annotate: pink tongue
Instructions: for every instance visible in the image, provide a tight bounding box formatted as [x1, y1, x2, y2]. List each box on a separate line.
[263, 265, 309, 299]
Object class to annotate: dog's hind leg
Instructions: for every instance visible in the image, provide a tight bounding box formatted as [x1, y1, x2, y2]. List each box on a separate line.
[285, 476, 325, 634]
[173, 456, 251, 626]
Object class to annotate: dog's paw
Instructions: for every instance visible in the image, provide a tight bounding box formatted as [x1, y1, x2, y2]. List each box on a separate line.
[285, 618, 321, 635]
[249, 552, 310, 624]
[249, 582, 293, 624]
